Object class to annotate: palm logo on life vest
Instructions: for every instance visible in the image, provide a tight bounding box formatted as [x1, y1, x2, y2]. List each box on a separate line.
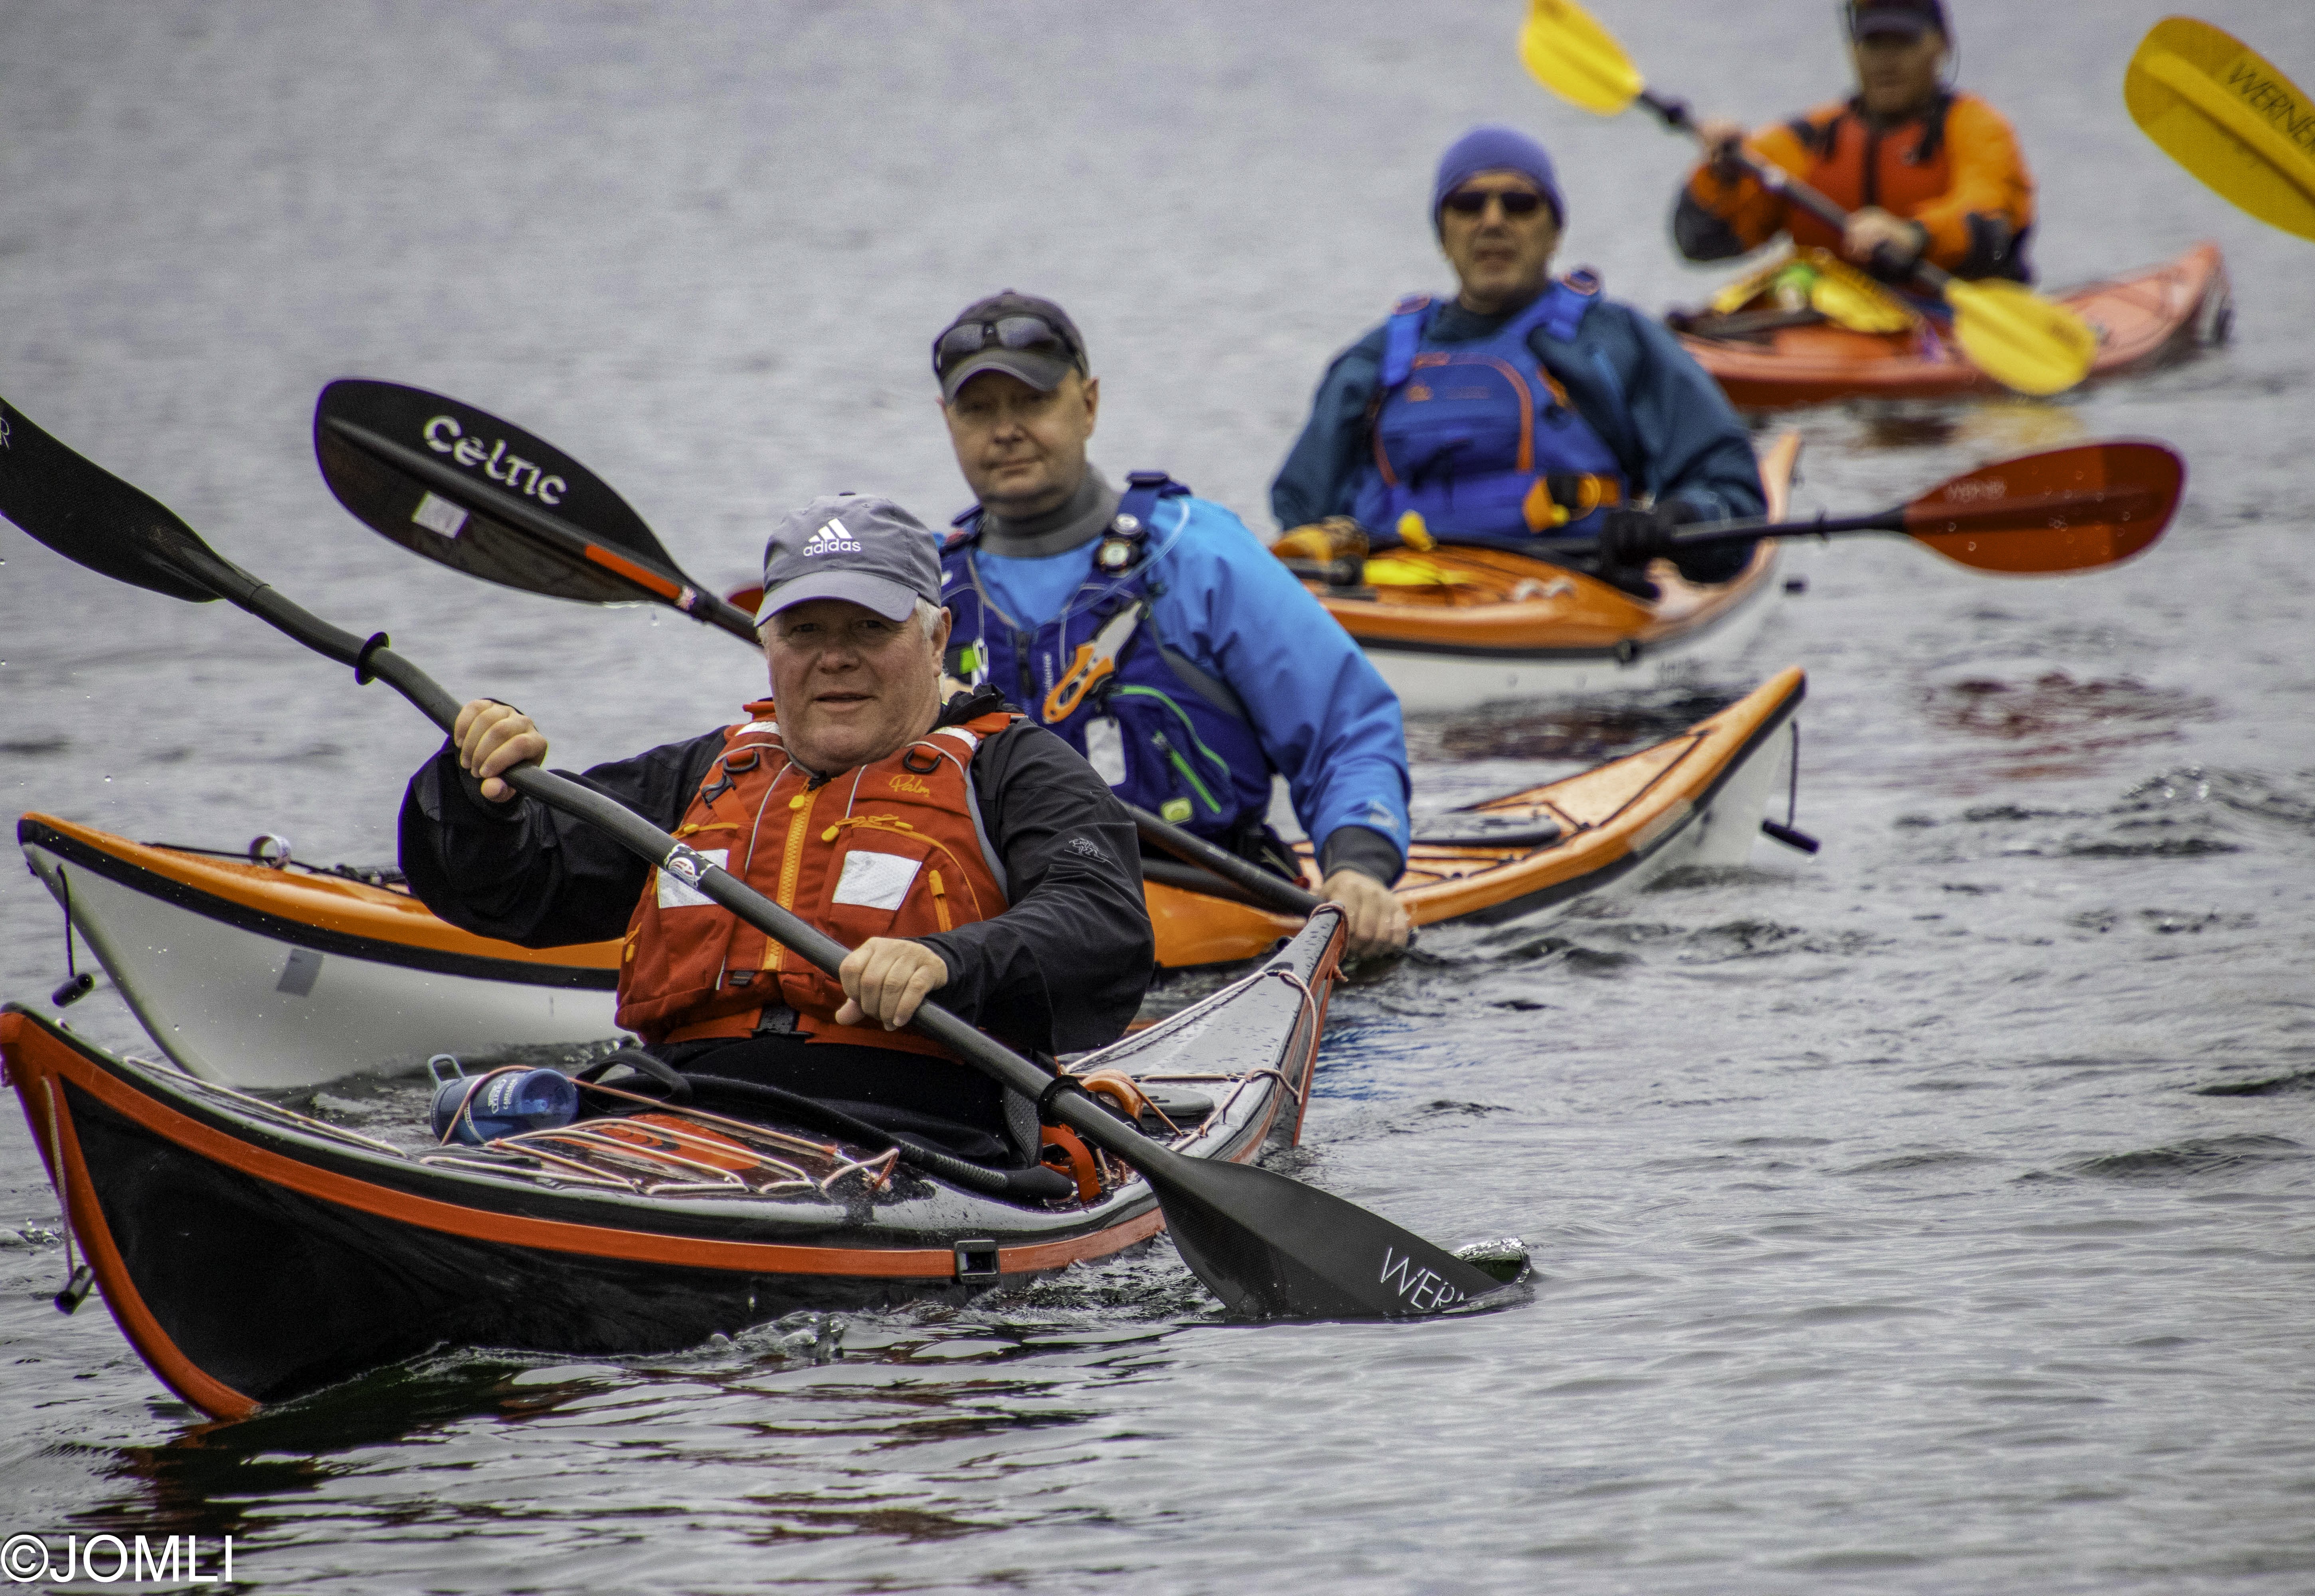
[942, 473, 1275, 844]
[618, 702, 1013, 1054]
[1352, 275, 1629, 553]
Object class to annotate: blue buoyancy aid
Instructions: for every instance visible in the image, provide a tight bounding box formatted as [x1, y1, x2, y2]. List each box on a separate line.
[1351, 274, 1629, 551]
[941, 472, 1276, 842]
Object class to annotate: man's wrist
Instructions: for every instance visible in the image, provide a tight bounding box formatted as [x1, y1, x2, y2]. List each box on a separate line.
[1318, 824, 1404, 886]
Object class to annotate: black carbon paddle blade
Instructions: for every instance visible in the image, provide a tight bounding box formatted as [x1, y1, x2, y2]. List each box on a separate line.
[315, 379, 681, 604]
[0, 397, 245, 604]
[1151, 1151, 1510, 1319]
[314, 379, 757, 638]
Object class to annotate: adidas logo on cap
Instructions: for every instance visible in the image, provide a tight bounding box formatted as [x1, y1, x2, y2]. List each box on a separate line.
[802, 519, 864, 557]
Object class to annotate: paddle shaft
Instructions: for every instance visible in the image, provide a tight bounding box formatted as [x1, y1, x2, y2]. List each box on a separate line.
[1124, 804, 1323, 917]
[1637, 89, 1961, 292]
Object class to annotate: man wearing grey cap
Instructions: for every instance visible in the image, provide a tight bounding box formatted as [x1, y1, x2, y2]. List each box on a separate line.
[933, 290, 1414, 960]
[399, 493, 1154, 1167]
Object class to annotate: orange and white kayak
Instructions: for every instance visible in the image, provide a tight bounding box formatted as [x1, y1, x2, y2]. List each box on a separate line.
[19, 668, 1807, 1088]
[1675, 243, 2230, 409]
[1302, 437, 1799, 711]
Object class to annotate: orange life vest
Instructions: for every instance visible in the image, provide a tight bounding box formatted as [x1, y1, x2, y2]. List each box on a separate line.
[1779, 95, 1958, 255]
[618, 701, 1014, 1055]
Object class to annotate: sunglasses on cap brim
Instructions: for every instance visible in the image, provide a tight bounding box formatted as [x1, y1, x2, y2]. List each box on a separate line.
[1441, 188, 1549, 217]
[933, 314, 1079, 375]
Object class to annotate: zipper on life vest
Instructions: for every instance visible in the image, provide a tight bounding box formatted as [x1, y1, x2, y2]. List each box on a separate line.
[1150, 729, 1221, 816]
[929, 869, 951, 932]
[761, 786, 823, 973]
[1117, 686, 1229, 814]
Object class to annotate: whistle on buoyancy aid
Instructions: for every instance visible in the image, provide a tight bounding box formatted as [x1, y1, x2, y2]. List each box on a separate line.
[1042, 604, 1144, 723]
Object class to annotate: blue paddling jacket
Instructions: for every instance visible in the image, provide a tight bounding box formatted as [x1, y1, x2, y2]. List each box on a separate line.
[943, 473, 1411, 881]
[1273, 275, 1766, 581]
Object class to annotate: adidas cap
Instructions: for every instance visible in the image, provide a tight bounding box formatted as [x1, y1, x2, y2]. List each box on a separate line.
[755, 494, 943, 626]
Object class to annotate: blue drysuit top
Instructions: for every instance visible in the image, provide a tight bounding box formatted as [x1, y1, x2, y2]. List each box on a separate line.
[964, 489, 1412, 879]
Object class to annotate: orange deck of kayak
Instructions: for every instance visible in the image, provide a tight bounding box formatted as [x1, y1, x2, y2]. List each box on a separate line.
[22, 668, 1803, 982]
[1680, 244, 2228, 408]
[1307, 434, 1797, 658]
[1145, 666, 1805, 965]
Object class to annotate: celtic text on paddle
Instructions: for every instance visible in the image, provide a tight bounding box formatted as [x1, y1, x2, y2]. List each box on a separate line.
[422, 415, 569, 504]
[2227, 61, 2315, 155]
[2, 1532, 234, 1586]
[1380, 1247, 1465, 1313]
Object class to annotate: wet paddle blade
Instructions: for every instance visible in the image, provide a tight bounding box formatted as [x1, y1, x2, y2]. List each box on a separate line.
[1943, 277, 2099, 397]
[2126, 18, 2315, 243]
[0, 398, 234, 603]
[1148, 1147, 1508, 1319]
[1903, 442, 2184, 573]
[1518, 0, 1645, 116]
[315, 379, 702, 606]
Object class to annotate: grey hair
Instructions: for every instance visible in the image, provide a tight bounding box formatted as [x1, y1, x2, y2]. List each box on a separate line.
[914, 598, 944, 640]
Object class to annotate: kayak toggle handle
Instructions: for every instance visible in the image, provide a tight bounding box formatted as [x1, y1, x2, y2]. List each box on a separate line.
[1761, 819, 1821, 854]
[53, 1262, 95, 1315]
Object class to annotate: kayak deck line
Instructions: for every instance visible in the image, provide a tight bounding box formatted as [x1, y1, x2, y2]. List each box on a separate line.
[1676, 244, 2230, 408]
[18, 814, 620, 988]
[0, 909, 1340, 1416]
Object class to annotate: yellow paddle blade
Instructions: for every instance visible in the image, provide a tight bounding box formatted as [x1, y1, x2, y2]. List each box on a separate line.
[2126, 18, 2315, 243]
[1943, 278, 2099, 397]
[1518, 0, 1645, 116]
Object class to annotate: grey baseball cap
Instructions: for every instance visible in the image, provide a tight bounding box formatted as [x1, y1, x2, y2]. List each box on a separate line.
[932, 291, 1088, 403]
[755, 494, 943, 625]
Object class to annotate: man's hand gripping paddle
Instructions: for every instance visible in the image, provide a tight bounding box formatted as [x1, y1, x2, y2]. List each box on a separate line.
[0, 391, 1507, 1322]
[1518, 0, 2099, 396]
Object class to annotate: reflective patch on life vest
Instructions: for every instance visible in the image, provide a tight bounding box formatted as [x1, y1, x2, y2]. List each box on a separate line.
[1083, 716, 1127, 786]
[657, 848, 727, 909]
[831, 849, 922, 912]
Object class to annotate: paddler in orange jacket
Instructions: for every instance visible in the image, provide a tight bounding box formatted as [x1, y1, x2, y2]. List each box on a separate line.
[1675, 0, 2036, 284]
[400, 494, 1154, 1167]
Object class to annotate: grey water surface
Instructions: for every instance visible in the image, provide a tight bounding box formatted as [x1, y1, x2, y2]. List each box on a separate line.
[2, 2, 2311, 1591]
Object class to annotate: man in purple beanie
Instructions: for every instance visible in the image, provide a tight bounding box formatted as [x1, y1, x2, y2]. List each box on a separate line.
[1271, 125, 1763, 597]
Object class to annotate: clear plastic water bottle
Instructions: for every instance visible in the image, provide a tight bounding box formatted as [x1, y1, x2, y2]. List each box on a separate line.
[428, 1061, 579, 1145]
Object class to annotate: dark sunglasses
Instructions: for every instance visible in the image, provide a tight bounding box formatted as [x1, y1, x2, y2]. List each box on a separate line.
[933, 314, 1079, 375]
[1442, 188, 1548, 218]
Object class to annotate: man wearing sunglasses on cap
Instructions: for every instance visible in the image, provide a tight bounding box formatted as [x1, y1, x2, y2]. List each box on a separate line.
[1270, 125, 1763, 597]
[933, 291, 1413, 961]
[1676, 0, 2033, 284]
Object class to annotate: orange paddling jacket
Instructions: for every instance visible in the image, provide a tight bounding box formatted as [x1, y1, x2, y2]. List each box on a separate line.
[1675, 91, 2035, 282]
[620, 700, 1015, 1054]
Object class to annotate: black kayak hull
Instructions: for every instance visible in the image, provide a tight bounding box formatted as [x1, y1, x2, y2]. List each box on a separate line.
[4, 916, 1339, 1416]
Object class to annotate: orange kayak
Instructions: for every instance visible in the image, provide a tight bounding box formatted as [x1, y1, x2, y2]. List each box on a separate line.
[1302, 436, 1798, 711]
[1676, 243, 2230, 408]
[19, 669, 1807, 1086]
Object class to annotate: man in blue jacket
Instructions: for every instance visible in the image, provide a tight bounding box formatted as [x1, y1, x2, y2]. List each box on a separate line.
[1271, 126, 1764, 597]
[933, 291, 1412, 958]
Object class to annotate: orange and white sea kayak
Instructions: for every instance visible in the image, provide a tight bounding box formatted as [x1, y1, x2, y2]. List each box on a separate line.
[1301, 437, 1799, 711]
[1676, 243, 2230, 409]
[18, 668, 1807, 1087]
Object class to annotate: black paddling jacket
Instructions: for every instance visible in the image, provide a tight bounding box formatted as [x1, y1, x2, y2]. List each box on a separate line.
[398, 687, 1155, 1059]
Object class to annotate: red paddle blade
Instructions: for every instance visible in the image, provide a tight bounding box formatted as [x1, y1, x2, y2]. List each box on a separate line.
[1902, 442, 2185, 574]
